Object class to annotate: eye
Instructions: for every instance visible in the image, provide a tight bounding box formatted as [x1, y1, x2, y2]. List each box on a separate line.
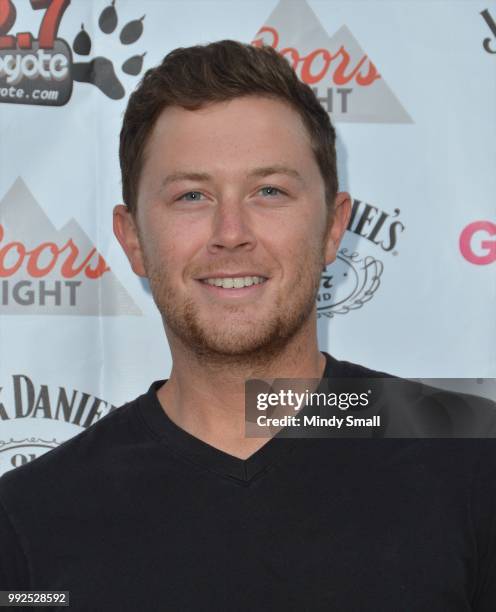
[258, 186, 285, 197]
[177, 191, 205, 202]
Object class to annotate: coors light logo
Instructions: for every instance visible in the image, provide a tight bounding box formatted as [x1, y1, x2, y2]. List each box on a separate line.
[0, 177, 140, 314]
[252, 0, 412, 123]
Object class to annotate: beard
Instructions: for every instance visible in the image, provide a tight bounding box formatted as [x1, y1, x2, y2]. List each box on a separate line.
[142, 237, 326, 368]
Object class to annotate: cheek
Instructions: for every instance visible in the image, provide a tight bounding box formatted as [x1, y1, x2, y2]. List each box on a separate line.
[264, 216, 324, 258]
[258, 225, 323, 286]
[138, 215, 171, 268]
[141, 213, 206, 274]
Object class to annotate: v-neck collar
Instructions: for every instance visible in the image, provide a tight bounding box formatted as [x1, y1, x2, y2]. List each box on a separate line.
[138, 351, 346, 484]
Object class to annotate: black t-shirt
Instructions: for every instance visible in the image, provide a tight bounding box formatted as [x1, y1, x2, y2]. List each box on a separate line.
[1, 352, 496, 611]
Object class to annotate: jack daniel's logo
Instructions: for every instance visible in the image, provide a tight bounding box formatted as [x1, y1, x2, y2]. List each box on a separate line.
[318, 199, 405, 318]
[0, 373, 118, 475]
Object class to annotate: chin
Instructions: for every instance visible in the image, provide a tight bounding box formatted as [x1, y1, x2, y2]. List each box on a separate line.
[159, 282, 318, 362]
[164, 307, 292, 361]
[186, 323, 283, 357]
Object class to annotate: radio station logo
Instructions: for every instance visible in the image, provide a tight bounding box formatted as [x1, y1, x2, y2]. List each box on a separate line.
[252, 0, 412, 123]
[0, 177, 141, 314]
[0, 0, 146, 106]
[459, 220, 496, 265]
[481, 8, 496, 54]
[0, 373, 118, 475]
[318, 200, 404, 318]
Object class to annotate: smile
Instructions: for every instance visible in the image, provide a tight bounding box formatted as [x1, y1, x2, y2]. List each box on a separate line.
[201, 276, 267, 289]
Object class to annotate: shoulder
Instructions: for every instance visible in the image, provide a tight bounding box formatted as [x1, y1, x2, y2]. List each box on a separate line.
[0, 388, 152, 589]
[0, 390, 146, 510]
[323, 351, 396, 379]
[324, 352, 496, 438]
[336, 359, 395, 380]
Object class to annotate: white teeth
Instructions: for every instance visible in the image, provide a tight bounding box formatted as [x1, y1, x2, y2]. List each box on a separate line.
[203, 276, 267, 289]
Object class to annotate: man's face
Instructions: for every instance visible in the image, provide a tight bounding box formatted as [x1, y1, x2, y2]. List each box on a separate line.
[115, 96, 349, 359]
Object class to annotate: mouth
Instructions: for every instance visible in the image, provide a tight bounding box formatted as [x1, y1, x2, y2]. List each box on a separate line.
[195, 274, 269, 297]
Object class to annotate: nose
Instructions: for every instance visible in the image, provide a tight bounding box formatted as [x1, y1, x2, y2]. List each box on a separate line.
[206, 198, 257, 254]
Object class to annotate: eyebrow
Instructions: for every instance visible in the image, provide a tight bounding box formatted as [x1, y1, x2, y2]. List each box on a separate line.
[160, 165, 305, 189]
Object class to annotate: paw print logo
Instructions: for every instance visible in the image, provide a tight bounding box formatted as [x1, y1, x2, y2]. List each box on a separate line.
[71, 1, 146, 100]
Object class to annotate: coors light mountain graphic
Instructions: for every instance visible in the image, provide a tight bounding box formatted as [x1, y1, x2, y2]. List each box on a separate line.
[0, 178, 140, 315]
[253, 0, 412, 123]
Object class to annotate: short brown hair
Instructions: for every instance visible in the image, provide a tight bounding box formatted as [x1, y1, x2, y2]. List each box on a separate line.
[119, 39, 338, 216]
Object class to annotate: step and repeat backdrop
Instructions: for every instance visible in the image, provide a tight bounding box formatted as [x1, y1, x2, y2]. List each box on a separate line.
[0, 0, 494, 475]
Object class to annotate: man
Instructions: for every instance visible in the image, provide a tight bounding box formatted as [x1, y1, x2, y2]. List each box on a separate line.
[1, 40, 495, 611]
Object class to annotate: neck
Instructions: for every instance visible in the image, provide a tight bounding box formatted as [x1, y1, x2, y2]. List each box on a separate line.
[156, 315, 326, 459]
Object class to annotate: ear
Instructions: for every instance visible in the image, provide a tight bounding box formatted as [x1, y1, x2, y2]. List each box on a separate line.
[324, 192, 351, 265]
[113, 204, 147, 277]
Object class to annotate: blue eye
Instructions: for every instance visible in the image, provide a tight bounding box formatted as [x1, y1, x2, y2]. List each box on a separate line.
[178, 191, 205, 201]
[259, 186, 284, 197]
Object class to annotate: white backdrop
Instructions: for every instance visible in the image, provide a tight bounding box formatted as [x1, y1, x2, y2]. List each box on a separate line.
[0, 0, 494, 475]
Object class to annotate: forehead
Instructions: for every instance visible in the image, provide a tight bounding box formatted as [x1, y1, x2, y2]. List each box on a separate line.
[143, 96, 315, 173]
